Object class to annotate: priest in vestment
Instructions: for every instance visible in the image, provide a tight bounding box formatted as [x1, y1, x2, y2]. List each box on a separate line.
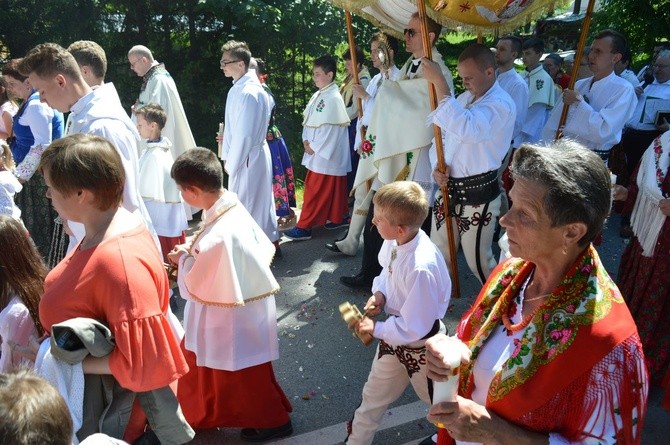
[128, 45, 196, 162]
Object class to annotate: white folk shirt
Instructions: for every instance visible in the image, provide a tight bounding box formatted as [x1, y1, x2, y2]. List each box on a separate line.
[301, 82, 351, 176]
[372, 230, 451, 346]
[429, 82, 516, 178]
[222, 69, 278, 242]
[542, 71, 637, 152]
[496, 68, 529, 148]
[66, 84, 157, 248]
[178, 192, 280, 371]
[626, 79, 670, 130]
[135, 64, 196, 161]
[521, 65, 555, 144]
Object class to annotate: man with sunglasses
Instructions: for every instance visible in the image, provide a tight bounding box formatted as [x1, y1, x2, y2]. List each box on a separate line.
[128, 45, 196, 164]
[339, 13, 454, 289]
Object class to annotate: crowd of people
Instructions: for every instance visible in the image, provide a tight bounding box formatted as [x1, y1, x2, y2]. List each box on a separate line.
[0, 10, 668, 445]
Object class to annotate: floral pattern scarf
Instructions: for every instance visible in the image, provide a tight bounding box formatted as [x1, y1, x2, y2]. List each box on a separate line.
[456, 246, 644, 440]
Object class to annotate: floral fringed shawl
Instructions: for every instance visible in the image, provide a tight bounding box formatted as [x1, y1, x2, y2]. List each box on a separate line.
[456, 246, 648, 443]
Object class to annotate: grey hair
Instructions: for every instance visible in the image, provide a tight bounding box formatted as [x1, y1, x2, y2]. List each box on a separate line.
[510, 140, 611, 246]
[128, 45, 154, 62]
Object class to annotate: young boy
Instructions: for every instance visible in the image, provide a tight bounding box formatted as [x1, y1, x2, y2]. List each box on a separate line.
[283, 54, 351, 240]
[346, 181, 451, 445]
[520, 37, 556, 144]
[135, 103, 188, 262]
[168, 148, 293, 441]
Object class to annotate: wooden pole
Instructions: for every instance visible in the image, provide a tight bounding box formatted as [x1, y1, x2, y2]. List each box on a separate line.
[345, 10, 365, 142]
[416, 0, 461, 299]
[555, 0, 597, 140]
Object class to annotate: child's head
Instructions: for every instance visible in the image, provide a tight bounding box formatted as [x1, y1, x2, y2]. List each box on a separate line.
[521, 37, 544, 69]
[135, 103, 166, 140]
[0, 370, 73, 445]
[0, 142, 14, 171]
[0, 75, 12, 104]
[312, 55, 337, 89]
[0, 215, 47, 335]
[372, 181, 428, 240]
[172, 147, 223, 198]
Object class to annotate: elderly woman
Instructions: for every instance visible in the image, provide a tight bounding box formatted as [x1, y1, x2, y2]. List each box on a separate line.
[424, 142, 648, 444]
[615, 131, 670, 385]
[2, 59, 63, 260]
[37, 134, 191, 443]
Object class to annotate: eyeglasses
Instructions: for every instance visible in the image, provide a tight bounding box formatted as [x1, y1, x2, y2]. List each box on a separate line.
[220, 59, 241, 66]
[654, 63, 670, 69]
[403, 28, 420, 38]
[129, 58, 142, 68]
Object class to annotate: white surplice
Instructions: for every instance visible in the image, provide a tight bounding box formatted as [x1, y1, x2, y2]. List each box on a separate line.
[178, 192, 280, 371]
[301, 82, 351, 176]
[222, 69, 278, 242]
[135, 64, 196, 161]
[138, 137, 188, 237]
[521, 65, 556, 144]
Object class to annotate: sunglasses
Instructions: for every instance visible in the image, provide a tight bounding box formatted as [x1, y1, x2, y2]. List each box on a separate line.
[403, 28, 419, 38]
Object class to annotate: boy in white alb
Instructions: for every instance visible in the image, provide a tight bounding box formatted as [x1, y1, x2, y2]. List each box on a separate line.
[346, 181, 451, 445]
[135, 103, 188, 261]
[168, 148, 292, 442]
[283, 54, 351, 240]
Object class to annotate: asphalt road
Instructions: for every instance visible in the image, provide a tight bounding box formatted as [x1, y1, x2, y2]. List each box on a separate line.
[176, 212, 668, 445]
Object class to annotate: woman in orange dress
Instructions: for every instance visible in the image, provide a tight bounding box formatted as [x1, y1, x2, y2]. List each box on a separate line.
[38, 133, 190, 443]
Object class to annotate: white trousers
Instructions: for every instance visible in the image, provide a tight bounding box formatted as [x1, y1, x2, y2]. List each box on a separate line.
[336, 186, 372, 256]
[430, 194, 501, 285]
[347, 342, 431, 445]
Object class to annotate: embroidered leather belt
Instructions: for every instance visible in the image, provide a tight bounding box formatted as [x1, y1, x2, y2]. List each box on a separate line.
[447, 169, 500, 215]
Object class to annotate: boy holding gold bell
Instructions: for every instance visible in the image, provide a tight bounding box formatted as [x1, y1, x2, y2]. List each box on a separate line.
[345, 181, 451, 444]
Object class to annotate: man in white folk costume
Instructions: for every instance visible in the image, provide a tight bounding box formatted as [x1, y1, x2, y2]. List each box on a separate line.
[339, 12, 455, 289]
[423, 43, 516, 285]
[542, 29, 637, 161]
[219, 40, 280, 252]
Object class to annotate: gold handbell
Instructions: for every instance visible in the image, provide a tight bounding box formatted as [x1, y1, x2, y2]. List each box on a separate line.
[339, 302, 374, 346]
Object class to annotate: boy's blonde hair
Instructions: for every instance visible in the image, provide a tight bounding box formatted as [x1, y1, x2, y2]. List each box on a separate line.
[373, 181, 428, 229]
[0, 142, 14, 171]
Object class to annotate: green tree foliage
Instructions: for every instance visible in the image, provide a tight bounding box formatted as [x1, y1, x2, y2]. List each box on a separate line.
[593, 0, 670, 68]
[1, 0, 381, 179]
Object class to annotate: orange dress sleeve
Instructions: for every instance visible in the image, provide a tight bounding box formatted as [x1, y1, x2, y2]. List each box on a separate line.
[100, 233, 189, 392]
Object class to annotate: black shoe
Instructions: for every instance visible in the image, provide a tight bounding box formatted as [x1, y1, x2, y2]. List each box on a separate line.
[240, 420, 293, 442]
[325, 241, 342, 253]
[340, 272, 373, 289]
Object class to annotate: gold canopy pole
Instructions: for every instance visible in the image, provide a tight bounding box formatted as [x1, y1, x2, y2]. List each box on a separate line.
[555, 0, 597, 140]
[345, 10, 365, 142]
[416, 0, 461, 298]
